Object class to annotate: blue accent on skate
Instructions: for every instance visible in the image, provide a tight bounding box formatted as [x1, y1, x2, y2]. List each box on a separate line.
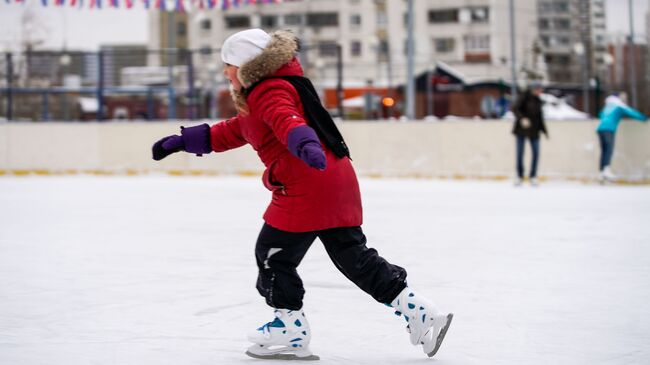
[404, 315, 410, 322]
[420, 306, 425, 310]
[257, 317, 285, 332]
[270, 318, 285, 327]
[408, 303, 415, 309]
[292, 344, 299, 348]
[290, 338, 302, 342]
[394, 311, 402, 316]
[283, 330, 287, 334]
[294, 319, 302, 327]
[409, 293, 414, 297]
[422, 314, 426, 323]
[302, 331, 307, 336]
[384, 303, 393, 308]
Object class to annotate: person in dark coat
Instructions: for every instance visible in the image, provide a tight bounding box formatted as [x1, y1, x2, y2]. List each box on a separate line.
[150, 29, 452, 360]
[512, 82, 548, 186]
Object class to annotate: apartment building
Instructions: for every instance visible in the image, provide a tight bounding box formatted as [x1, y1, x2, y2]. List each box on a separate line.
[537, 0, 607, 84]
[148, 0, 539, 90]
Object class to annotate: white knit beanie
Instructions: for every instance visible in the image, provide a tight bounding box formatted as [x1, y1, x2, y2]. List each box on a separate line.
[221, 29, 271, 67]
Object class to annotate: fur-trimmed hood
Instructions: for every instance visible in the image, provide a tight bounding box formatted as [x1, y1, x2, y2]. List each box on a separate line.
[229, 30, 300, 112]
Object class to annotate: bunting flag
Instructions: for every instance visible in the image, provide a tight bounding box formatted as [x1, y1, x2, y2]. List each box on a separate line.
[3, 0, 287, 10]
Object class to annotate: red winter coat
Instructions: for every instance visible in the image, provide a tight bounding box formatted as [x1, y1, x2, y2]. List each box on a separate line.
[209, 58, 362, 233]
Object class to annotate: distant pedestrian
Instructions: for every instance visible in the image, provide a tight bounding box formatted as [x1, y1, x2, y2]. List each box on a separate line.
[596, 92, 647, 182]
[512, 82, 548, 186]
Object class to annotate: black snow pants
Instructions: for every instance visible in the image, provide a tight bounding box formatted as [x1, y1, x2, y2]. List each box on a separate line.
[255, 223, 408, 310]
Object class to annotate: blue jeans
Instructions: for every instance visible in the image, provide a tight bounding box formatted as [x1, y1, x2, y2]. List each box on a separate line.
[516, 136, 540, 179]
[598, 131, 615, 171]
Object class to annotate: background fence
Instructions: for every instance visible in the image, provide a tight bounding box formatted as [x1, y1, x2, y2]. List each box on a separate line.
[0, 45, 343, 122]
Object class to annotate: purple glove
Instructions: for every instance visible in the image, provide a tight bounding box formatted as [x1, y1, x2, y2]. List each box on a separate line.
[152, 123, 212, 161]
[287, 125, 326, 170]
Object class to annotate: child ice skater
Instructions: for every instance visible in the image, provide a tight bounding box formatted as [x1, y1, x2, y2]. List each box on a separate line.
[152, 29, 452, 360]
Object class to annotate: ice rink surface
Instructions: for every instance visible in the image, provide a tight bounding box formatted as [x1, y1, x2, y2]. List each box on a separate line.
[1, 176, 649, 365]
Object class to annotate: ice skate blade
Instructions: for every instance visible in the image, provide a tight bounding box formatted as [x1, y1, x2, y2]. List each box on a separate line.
[426, 313, 453, 358]
[246, 345, 319, 361]
[245, 350, 320, 361]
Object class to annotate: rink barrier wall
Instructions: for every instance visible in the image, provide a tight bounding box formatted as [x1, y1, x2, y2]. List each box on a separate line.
[1, 120, 649, 183]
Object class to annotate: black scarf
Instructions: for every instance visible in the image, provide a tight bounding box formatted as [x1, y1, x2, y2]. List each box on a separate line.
[244, 76, 351, 159]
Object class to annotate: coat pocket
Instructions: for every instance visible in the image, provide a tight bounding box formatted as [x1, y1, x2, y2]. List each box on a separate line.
[262, 159, 287, 195]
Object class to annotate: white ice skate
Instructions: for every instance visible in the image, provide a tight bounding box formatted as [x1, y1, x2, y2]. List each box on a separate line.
[600, 166, 617, 183]
[245, 309, 319, 361]
[390, 288, 453, 357]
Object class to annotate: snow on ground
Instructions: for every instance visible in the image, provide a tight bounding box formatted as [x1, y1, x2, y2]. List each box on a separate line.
[1, 176, 649, 365]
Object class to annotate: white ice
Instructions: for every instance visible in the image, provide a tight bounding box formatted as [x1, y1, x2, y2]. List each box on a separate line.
[1, 176, 649, 365]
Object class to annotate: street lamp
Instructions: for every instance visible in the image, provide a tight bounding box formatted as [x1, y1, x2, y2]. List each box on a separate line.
[59, 53, 71, 120]
[573, 42, 589, 116]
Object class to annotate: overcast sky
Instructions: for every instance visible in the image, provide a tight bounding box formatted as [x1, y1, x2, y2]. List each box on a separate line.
[0, 0, 648, 51]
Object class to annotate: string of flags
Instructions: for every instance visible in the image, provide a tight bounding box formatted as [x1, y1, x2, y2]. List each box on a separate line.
[4, 0, 293, 11]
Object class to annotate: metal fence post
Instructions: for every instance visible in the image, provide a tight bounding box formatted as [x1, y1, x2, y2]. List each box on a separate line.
[97, 51, 105, 121]
[147, 87, 154, 120]
[187, 49, 195, 120]
[42, 92, 49, 121]
[6, 53, 13, 120]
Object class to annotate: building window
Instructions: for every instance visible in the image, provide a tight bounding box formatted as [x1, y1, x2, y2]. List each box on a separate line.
[284, 14, 303, 26]
[539, 18, 550, 29]
[225, 16, 250, 29]
[554, 18, 570, 30]
[377, 12, 387, 26]
[200, 19, 211, 31]
[261, 15, 278, 28]
[434, 38, 455, 53]
[350, 14, 362, 27]
[351, 41, 362, 57]
[307, 12, 339, 27]
[177, 22, 186, 37]
[553, 1, 569, 12]
[469, 7, 489, 23]
[540, 36, 550, 47]
[428, 9, 459, 24]
[318, 41, 338, 57]
[465, 35, 490, 53]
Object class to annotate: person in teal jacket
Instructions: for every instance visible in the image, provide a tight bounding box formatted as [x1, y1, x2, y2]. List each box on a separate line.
[596, 92, 647, 182]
